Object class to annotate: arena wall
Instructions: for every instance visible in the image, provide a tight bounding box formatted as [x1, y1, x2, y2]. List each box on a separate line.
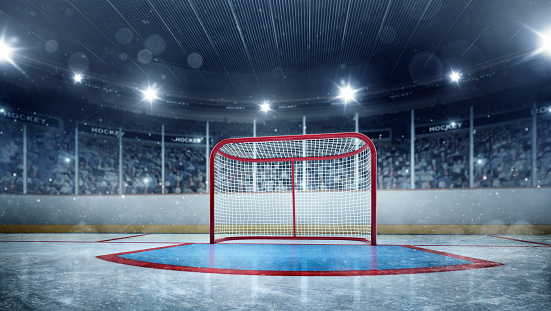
[1, 188, 550, 234]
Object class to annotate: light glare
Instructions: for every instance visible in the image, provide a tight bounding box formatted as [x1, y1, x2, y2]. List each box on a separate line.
[260, 102, 270, 112]
[542, 35, 551, 54]
[449, 71, 461, 83]
[532, 29, 551, 56]
[140, 85, 159, 104]
[74, 73, 83, 83]
[338, 85, 358, 104]
[0, 34, 26, 76]
[0, 39, 13, 63]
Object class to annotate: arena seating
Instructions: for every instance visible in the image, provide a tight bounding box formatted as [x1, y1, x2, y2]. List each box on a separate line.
[1, 81, 550, 194]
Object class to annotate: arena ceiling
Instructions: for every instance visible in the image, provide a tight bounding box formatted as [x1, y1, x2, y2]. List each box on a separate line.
[1, 0, 551, 118]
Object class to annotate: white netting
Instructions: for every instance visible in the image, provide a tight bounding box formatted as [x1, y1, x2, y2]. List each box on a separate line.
[212, 135, 373, 241]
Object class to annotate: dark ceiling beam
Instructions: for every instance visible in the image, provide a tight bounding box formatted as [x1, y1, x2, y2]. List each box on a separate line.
[23, 0, 109, 70]
[361, 0, 393, 83]
[227, 0, 260, 89]
[389, 0, 433, 76]
[145, 0, 195, 87]
[268, 0, 286, 90]
[334, 0, 353, 82]
[187, 0, 236, 88]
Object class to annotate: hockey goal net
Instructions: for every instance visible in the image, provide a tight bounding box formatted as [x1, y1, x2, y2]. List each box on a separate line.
[209, 132, 376, 244]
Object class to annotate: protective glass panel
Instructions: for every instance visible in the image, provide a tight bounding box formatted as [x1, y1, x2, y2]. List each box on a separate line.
[165, 145, 207, 194]
[123, 139, 161, 195]
[78, 134, 119, 195]
[0, 122, 23, 193]
[474, 119, 532, 188]
[28, 127, 73, 194]
[538, 114, 551, 186]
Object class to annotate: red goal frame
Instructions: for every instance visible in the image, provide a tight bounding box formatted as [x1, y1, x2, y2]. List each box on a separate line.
[209, 132, 377, 245]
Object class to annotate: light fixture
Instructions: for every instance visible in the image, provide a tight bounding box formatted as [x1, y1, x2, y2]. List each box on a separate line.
[544, 38, 551, 54]
[526, 27, 551, 56]
[449, 71, 461, 83]
[338, 84, 358, 104]
[260, 101, 270, 112]
[140, 84, 160, 104]
[143, 88, 158, 102]
[73, 73, 83, 83]
[538, 29, 551, 55]
[0, 38, 14, 63]
[0, 34, 26, 75]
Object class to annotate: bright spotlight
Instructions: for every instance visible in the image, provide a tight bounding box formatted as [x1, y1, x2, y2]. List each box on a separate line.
[449, 71, 461, 83]
[0, 34, 26, 76]
[73, 73, 83, 83]
[338, 84, 359, 104]
[260, 102, 270, 112]
[0, 39, 14, 63]
[140, 85, 159, 104]
[143, 88, 158, 102]
[532, 29, 551, 56]
[541, 34, 551, 54]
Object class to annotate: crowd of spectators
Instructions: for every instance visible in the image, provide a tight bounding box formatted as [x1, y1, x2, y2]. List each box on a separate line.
[0, 123, 207, 195]
[376, 118, 551, 189]
[2, 79, 551, 194]
[2, 114, 550, 194]
[74, 138, 206, 195]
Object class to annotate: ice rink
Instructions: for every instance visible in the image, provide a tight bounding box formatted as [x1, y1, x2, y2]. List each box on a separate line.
[1, 233, 550, 310]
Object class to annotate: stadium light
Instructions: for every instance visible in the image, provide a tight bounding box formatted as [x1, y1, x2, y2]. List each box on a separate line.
[260, 101, 270, 112]
[541, 34, 551, 54]
[143, 88, 158, 102]
[338, 84, 359, 104]
[73, 73, 83, 84]
[140, 84, 159, 104]
[449, 71, 461, 83]
[0, 38, 14, 64]
[531, 28, 551, 56]
[0, 34, 26, 76]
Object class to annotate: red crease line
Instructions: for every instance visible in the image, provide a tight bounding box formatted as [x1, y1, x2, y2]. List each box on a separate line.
[96, 233, 152, 242]
[487, 235, 551, 247]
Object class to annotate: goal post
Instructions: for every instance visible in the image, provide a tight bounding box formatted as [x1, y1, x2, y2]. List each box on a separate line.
[209, 132, 377, 244]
